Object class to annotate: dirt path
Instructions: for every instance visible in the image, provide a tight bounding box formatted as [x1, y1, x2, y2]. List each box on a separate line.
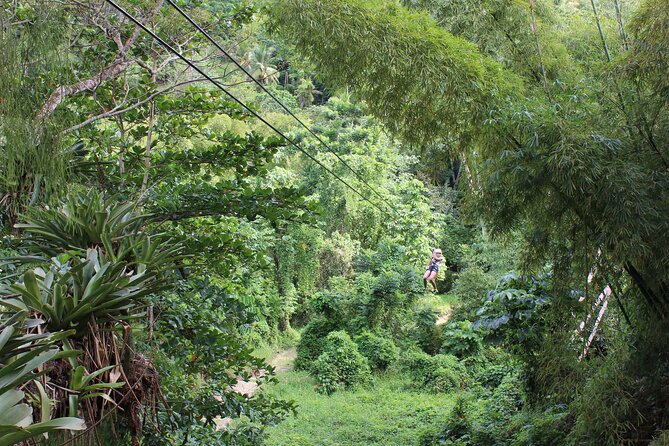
[269, 347, 297, 373]
[436, 308, 452, 326]
[219, 310, 450, 430]
[232, 347, 297, 395]
[215, 347, 297, 430]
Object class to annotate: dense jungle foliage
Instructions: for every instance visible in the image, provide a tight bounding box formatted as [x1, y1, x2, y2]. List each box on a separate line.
[0, 0, 667, 445]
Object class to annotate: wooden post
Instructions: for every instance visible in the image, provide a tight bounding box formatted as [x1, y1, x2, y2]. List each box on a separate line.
[579, 285, 611, 361]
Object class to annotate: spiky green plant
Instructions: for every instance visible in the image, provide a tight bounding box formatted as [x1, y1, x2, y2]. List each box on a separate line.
[5, 250, 160, 335]
[2, 191, 179, 441]
[0, 312, 85, 446]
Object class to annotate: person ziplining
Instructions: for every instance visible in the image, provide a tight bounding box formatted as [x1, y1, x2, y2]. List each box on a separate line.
[423, 248, 444, 293]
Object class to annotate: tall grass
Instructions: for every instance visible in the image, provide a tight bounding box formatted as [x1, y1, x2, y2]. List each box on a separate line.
[264, 370, 457, 446]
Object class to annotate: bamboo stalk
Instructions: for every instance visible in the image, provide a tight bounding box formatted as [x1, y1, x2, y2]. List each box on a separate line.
[612, 0, 629, 51]
[590, 0, 611, 62]
[529, 0, 552, 101]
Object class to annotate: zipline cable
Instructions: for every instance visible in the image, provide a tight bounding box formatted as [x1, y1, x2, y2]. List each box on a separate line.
[104, 0, 394, 218]
[164, 0, 399, 215]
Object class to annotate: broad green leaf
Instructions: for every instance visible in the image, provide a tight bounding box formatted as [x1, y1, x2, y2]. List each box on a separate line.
[34, 381, 52, 423]
[0, 390, 24, 414]
[0, 417, 85, 446]
[0, 327, 15, 353]
[0, 404, 32, 427]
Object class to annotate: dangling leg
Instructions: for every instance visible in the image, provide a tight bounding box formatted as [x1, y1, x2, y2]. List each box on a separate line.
[429, 271, 438, 293]
[423, 270, 430, 290]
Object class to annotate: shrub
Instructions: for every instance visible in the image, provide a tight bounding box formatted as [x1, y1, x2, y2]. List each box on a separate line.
[400, 349, 467, 393]
[394, 264, 424, 298]
[312, 331, 371, 394]
[354, 271, 377, 297]
[511, 406, 570, 446]
[488, 371, 525, 419]
[437, 269, 457, 294]
[418, 395, 472, 446]
[354, 242, 408, 273]
[400, 348, 433, 379]
[354, 266, 423, 332]
[317, 231, 359, 287]
[309, 289, 350, 321]
[440, 321, 483, 358]
[472, 273, 554, 357]
[457, 345, 517, 391]
[295, 318, 339, 371]
[463, 372, 526, 445]
[354, 331, 399, 371]
[413, 306, 442, 354]
[433, 356, 469, 393]
[419, 368, 568, 446]
[450, 266, 497, 321]
[474, 362, 514, 389]
[371, 270, 402, 306]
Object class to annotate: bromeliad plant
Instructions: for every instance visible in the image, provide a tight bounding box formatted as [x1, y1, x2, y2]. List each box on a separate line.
[6, 248, 164, 335]
[0, 311, 85, 446]
[0, 190, 180, 443]
[15, 189, 180, 265]
[6, 190, 180, 332]
[14, 189, 143, 255]
[0, 312, 78, 394]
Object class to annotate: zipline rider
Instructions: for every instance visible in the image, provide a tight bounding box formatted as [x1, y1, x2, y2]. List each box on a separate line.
[423, 248, 444, 293]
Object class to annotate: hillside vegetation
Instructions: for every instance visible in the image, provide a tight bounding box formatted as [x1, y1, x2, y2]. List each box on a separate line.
[1, 0, 668, 445]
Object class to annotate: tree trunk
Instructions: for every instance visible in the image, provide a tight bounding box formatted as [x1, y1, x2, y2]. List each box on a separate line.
[140, 26, 158, 197]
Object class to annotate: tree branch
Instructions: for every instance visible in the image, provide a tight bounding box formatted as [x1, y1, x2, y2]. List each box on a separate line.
[38, 0, 165, 122]
[39, 57, 135, 122]
[62, 74, 246, 134]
